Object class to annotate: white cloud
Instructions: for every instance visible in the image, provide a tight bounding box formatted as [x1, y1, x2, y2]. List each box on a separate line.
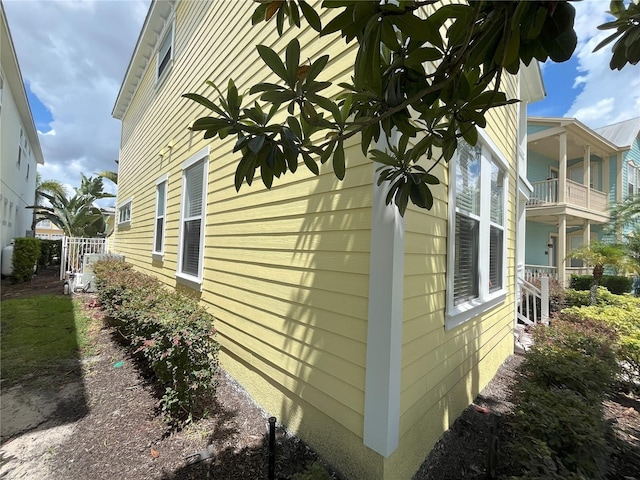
[3, 0, 150, 191]
[565, 1, 640, 128]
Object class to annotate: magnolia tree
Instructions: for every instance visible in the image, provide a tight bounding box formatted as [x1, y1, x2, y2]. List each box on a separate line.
[185, 0, 640, 215]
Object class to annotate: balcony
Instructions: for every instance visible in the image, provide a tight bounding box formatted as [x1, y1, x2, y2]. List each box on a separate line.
[527, 178, 608, 213]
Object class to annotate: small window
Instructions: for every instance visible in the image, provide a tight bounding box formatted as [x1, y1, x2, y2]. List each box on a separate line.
[153, 175, 168, 256]
[118, 198, 132, 226]
[0, 74, 4, 111]
[177, 148, 208, 286]
[157, 23, 174, 80]
[447, 137, 508, 328]
[26, 163, 30, 180]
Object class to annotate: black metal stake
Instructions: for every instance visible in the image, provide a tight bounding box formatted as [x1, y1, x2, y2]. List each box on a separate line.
[268, 417, 276, 480]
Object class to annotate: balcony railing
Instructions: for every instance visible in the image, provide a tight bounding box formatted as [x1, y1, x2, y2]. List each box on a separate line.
[527, 179, 608, 212]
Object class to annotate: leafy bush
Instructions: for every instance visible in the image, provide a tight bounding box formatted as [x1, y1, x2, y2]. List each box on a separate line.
[569, 274, 633, 294]
[507, 319, 617, 478]
[564, 287, 616, 307]
[569, 274, 592, 291]
[11, 238, 41, 283]
[510, 384, 609, 479]
[560, 302, 640, 386]
[603, 275, 634, 294]
[38, 239, 61, 266]
[93, 259, 219, 422]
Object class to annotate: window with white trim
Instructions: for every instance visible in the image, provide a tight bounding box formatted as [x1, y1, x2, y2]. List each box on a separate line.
[17, 128, 25, 168]
[118, 198, 132, 226]
[628, 163, 640, 197]
[447, 138, 507, 328]
[177, 148, 208, 285]
[153, 175, 168, 255]
[157, 22, 174, 81]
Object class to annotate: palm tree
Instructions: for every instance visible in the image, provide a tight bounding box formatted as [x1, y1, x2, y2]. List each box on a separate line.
[32, 174, 69, 230]
[97, 170, 118, 186]
[569, 242, 639, 305]
[28, 174, 114, 238]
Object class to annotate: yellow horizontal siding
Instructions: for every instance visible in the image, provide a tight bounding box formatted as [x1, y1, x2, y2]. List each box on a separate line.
[114, 0, 370, 453]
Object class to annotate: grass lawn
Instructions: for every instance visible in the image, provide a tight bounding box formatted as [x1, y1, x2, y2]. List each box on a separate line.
[1, 295, 97, 384]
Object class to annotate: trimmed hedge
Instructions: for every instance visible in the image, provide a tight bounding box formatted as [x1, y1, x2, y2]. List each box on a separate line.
[569, 274, 633, 294]
[508, 319, 618, 479]
[93, 259, 219, 422]
[11, 237, 41, 283]
[38, 239, 61, 266]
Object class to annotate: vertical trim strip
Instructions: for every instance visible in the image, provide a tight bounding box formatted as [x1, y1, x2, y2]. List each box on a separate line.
[363, 159, 405, 457]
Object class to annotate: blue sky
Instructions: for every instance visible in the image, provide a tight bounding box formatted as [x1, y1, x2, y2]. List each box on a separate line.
[3, 1, 639, 201]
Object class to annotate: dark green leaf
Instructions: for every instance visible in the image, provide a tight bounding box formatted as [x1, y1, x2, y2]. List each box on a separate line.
[299, 1, 322, 31]
[285, 39, 301, 87]
[333, 140, 346, 180]
[257, 45, 288, 82]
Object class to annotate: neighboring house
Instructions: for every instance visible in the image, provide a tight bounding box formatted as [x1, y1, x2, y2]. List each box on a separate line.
[524, 117, 627, 284]
[34, 218, 64, 240]
[595, 117, 640, 232]
[0, 2, 44, 253]
[111, 2, 543, 479]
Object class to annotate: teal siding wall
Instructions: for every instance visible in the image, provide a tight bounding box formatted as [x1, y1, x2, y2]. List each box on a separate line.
[527, 151, 556, 183]
[525, 221, 554, 266]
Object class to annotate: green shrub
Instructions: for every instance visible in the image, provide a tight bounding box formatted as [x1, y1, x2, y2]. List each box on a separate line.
[559, 302, 640, 386]
[510, 384, 609, 479]
[564, 287, 619, 307]
[569, 274, 592, 291]
[526, 320, 618, 403]
[93, 259, 219, 422]
[11, 238, 41, 283]
[603, 275, 634, 294]
[506, 319, 617, 479]
[38, 239, 61, 266]
[569, 274, 633, 294]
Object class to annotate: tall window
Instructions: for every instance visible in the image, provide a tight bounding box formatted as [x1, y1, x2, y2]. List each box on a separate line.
[177, 148, 208, 285]
[628, 163, 639, 197]
[153, 175, 168, 255]
[157, 23, 173, 80]
[447, 138, 507, 328]
[17, 128, 25, 168]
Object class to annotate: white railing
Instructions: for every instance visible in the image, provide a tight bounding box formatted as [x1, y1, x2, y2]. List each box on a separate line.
[527, 178, 608, 212]
[517, 276, 550, 326]
[525, 264, 557, 281]
[528, 179, 558, 205]
[60, 236, 109, 280]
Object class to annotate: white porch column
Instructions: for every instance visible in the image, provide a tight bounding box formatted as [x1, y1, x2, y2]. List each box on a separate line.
[583, 220, 591, 247]
[559, 133, 567, 203]
[559, 214, 567, 286]
[584, 145, 591, 209]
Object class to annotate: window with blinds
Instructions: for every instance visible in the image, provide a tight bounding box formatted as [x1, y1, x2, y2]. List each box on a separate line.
[454, 142, 481, 305]
[447, 137, 507, 326]
[153, 177, 167, 254]
[177, 149, 208, 285]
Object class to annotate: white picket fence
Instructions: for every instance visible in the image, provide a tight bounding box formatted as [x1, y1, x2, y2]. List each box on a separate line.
[60, 236, 109, 281]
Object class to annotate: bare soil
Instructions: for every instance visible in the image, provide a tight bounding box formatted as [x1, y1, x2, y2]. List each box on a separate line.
[2, 266, 640, 479]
